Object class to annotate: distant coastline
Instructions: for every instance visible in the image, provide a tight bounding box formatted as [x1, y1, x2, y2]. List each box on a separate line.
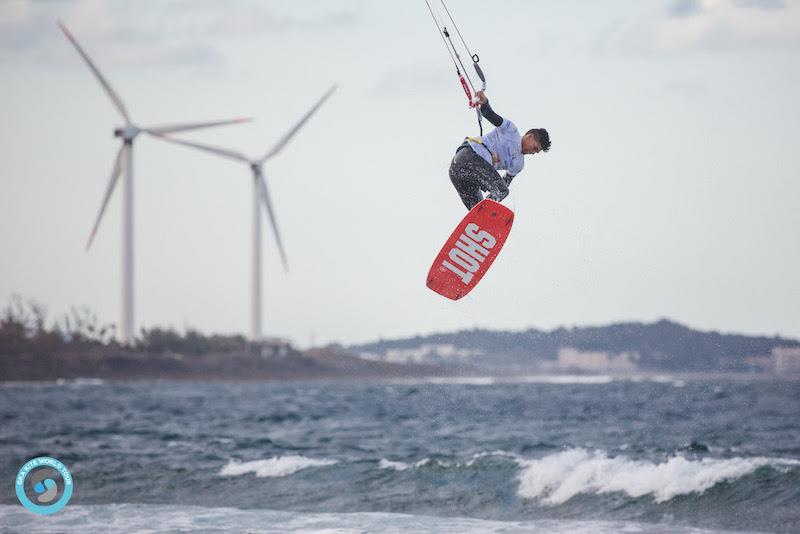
[348, 319, 800, 375]
[2, 296, 799, 381]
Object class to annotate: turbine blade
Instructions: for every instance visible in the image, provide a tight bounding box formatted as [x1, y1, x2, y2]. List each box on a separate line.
[152, 134, 250, 163]
[260, 85, 337, 164]
[257, 172, 289, 272]
[143, 117, 252, 135]
[58, 21, 131, 124]
[86, 144, 126, 250]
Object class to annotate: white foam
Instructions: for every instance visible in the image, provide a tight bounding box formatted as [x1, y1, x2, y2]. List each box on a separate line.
[423, 376, 497, 385]
[380, 452, 519, 471]
[513, 375, 614, 384]
[465, 450, 520, 466]
[55, 377, 105, 386]
[402, 375, 616, 385]
[379, 459, 411, 471]
[517, 448, 800, 504]
[219, 456, 337, 478]
[379, 458, 433, 471]
[0, 504, 750, 533]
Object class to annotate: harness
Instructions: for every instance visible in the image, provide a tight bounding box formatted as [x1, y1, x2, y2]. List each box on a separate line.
[464, 136, 495, 163]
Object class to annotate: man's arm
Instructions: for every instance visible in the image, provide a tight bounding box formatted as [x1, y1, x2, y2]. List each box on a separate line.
[475, 90, 503, 127]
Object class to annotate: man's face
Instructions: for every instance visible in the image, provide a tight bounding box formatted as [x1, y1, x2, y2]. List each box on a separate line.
[522, 133, 542, 155]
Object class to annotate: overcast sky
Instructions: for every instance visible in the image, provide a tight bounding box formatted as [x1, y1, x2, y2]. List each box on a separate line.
[1, 0, 799, 346]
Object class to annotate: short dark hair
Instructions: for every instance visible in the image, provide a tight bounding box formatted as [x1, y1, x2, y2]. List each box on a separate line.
[526, 128, 551, 152]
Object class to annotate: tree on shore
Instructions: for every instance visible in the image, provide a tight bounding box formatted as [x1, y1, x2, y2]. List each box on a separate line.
[0, 295, 247, 357]
[0, 295, 116, 356]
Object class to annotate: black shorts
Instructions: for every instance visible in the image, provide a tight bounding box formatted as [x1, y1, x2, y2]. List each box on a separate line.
[448, 144, 502, 210]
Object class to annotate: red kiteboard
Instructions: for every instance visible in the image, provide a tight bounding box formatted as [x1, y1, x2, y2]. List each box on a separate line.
[426, 199, 514, 300]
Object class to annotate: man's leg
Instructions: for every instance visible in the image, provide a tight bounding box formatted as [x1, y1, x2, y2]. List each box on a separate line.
[449, 159, 484, 210]
[449, 147, 498, 210]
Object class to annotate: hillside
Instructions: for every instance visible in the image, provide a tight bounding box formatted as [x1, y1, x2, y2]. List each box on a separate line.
[348, 319, 800, 372]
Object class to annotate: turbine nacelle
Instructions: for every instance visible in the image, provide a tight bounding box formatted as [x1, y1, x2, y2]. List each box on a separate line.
[114, 126, 141, 141]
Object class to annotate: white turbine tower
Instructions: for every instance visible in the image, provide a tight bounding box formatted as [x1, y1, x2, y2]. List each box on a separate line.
[59, 22, 251, 344]
[155, 86, 336, 342]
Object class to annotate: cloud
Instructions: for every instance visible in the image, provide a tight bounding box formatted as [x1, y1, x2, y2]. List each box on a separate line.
[372, 62, 453, 97]
[670, 0, 705, 17]
[200, 2, 359, 36]
[731, 0, 786, 10]
[671, 0, 786, 17]
[597, 0, 800, 54]
[0, 0, 360, 68]
[661, 79, 709, 97]
[0, 1, 223, 70]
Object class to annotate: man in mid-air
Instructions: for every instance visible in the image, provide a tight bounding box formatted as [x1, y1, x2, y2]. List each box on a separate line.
[449, 91, 550, 210]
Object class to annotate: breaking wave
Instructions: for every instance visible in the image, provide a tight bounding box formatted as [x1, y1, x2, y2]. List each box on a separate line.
[379, 451, 519, 471]
[219, 456, 337, 478]
[517, 448, 800, 504]
[380, 458, 423, 471]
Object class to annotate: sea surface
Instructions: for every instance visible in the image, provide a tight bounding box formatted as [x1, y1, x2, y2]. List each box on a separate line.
[1, 376, 798, 533]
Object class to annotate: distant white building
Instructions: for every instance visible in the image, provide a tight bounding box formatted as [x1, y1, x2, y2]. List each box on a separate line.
[256, 337, 293, 359]
[773, 347, 800, 373]
[375, 344, 481, 365]
[557, 347, 639, 372]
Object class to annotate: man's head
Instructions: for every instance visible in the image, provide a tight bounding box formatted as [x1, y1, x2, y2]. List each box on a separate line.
[522, 128, 551, 155]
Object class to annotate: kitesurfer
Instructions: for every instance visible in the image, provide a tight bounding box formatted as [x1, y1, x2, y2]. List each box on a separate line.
[449, 91, 550, 210]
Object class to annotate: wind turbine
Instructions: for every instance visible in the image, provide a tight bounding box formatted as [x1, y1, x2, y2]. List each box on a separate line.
[155, 85, 336, 342]
[59, 22, 252, 344]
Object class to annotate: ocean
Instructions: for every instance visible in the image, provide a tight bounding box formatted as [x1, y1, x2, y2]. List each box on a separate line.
[1, 376, 798, 533]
